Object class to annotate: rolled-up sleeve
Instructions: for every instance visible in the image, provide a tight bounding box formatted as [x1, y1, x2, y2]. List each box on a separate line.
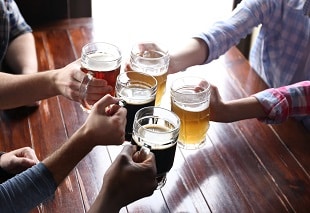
[253, 81, 310, 124]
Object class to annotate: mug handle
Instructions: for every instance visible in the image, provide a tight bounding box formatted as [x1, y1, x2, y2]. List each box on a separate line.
[79, 72, 94, 110]
[139, 143, 151, 157]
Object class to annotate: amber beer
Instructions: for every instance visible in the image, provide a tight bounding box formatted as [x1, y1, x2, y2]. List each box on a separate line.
[81, 52, 121, 96]
[170, 77, 211, 149]
[115, 72, 157, 141]
[130, 42, 169, 106]
[131, 106, 180, 189]
[80, 42, 122, 111]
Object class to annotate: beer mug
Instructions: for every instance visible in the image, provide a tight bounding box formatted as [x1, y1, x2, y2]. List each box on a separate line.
[79, 42, 122, 112]
[131, 106, 180, 189]
[129, 42, 169, 107]
[170, 76, 211, 149]
[115, 71, 157, 141]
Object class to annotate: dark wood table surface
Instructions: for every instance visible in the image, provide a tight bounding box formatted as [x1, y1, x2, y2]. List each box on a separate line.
[0, 18, 309, 213]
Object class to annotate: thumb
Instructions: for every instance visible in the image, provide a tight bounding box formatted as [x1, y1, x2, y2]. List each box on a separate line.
[92, 95, 119, 114]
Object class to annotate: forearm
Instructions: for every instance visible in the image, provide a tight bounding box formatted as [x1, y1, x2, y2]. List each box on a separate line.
[168, 38, 208, 74]
[218, 97, 267, 122]
[42, 126, 93, 186]
[0, 71, 59, 109]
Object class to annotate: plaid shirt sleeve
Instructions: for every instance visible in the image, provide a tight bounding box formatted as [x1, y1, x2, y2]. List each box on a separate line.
[8, 0, 32, 41]
[0, 0, 32, 62]
[252, 81, 310, 124]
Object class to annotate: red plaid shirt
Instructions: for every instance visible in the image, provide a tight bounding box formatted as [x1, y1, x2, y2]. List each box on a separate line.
[253, 81, 310, 128]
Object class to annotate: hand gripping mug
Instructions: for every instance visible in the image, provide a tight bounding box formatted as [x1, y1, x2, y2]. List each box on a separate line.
[129, 42, 169, 107]
[79, 42, 122, 112]
[131, 106, 180, 189]
[115, 71, 157, 141]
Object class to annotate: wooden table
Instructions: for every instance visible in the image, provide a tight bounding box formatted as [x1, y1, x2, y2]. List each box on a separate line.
[0, 18, 309, 213]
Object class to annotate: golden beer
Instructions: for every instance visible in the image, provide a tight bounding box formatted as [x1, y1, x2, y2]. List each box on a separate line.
[170, 77, 211, 149]
[171, 101, 210, 146]
[130, 42, 169, 106]
[147, 70, 167, 106]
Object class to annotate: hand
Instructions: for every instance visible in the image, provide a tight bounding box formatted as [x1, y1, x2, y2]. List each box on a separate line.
[209, 84, 227, 122]
[81, 94, 127, 146]
[209, 84, 265, 122]
[124, 42, 166, 72]
[0, 147, 39, 174]
[54, 59, 112, 103]
[89, 145, 157, 212]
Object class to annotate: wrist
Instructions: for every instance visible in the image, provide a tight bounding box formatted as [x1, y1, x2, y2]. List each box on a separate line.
[71, 125, 95, 152]
[49, 69, 63, 96]
[90, 185, 121, 213]
[0, 152, 14, 180]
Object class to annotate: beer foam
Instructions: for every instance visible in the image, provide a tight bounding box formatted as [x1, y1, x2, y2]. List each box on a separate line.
[174, 102, 209, 112]
[119, 87, 155, 104]
[82, 52, 120, 71]
[134, 124, 176, 149]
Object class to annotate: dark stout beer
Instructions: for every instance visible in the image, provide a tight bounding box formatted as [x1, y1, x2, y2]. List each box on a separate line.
[131, 124, 177, 177]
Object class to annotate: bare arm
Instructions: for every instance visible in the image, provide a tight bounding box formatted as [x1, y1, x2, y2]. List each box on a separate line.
[0, 60, 110, 110]
[0, 71, 57, 109]
[212, 97, 267, 122]
[4, 33, 38, 74]
[42, 95, 127, 185]
[168, 38, 209, 74]
[210, 85, 266, 122]
[210, 81, 310, 123]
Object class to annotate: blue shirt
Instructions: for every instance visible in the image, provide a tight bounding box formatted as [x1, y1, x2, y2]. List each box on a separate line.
[0, 163, 57, 213]
[196, 0, 310, 88]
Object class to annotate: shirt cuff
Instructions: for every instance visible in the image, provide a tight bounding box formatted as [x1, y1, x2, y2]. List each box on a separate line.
[253, 89, 290, 124]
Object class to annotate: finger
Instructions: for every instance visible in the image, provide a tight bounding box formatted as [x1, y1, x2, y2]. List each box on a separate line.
[12, 158, 37, 173]
[92, 95, 119, 114]
[20, 158, 38, 167]
[24, 151, 40, 163]
[124, 63, 133, 72]
[74, 68, 86, 83]
[198, 80, 209, 88]
[121, 144, 137, 157]
[105, 103, 122, 116]
[15, 147, 39, 163]
[133, 148, 150, 163]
